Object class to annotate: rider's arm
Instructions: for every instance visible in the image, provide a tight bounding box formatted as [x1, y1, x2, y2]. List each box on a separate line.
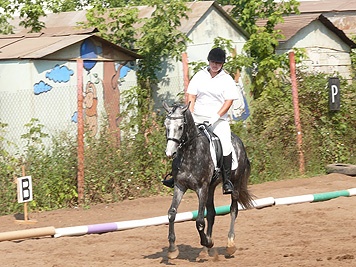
[186, 93, 196, 113]
[217, 100, 233, 116]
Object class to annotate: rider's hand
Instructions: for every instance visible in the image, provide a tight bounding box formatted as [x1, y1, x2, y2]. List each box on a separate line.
[209, 114, 220, 126]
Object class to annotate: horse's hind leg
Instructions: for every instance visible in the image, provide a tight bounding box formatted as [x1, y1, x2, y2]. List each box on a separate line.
[226, 194, 239, 256]
[167, 187, 185, 259]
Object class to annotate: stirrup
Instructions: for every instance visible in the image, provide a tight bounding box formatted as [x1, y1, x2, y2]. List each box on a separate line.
[223, 181, 233, 195]
[162, 173, 174, 188]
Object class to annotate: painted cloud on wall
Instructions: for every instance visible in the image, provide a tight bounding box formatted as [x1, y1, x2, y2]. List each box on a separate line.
[46, 65, 74, 83]
[71, 111, 78, 123]
[34, 81, 53, 95]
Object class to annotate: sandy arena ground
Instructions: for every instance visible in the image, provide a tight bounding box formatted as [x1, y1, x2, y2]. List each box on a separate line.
[0, 173, 356, 267]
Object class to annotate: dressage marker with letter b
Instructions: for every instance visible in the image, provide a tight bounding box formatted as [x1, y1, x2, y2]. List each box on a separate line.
[17, 176, 33, 203]
[15, 172, 37, 224]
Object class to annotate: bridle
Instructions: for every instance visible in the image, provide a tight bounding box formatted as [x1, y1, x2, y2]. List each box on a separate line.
[165, 110, 202, 149]
[165, 113, 187, 148]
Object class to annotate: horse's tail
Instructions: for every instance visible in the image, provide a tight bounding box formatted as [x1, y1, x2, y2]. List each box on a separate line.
[237, 158, 255, 209]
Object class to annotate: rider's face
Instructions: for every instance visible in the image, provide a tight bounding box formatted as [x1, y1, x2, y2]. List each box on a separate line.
[208, 60, 223, 74]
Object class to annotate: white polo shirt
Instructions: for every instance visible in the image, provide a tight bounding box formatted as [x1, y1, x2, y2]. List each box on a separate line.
[187, 67, 240, 120]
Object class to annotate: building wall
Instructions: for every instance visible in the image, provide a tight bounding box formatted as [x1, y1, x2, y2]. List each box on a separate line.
[186, 7, 247, 64]
[0, 59, 78, 150]
[0, 43, 137, 151]
[277, 20, 353, 79]
[325, 12, 356, 37]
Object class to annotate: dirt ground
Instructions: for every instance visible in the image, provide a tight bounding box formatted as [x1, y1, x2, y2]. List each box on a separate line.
[0, 173, 356, 267]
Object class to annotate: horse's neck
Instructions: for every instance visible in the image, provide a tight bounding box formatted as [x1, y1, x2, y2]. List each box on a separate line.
[185, 113, 199, 140]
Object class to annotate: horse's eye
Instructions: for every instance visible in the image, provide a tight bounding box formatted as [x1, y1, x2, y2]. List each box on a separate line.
[179, 125, 183, 130]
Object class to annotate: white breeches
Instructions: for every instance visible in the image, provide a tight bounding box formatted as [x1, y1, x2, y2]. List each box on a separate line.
[193, 114, 232, 156]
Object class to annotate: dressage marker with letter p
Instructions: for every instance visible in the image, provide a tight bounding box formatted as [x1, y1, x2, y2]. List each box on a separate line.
[328, 77, 340, 111]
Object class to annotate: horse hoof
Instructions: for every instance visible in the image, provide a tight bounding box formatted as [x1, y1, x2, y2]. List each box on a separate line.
[168, 248, 179, 259]
[207, 237, 215, 248]
[226, 238, 237, 255]
[207, 241, 214, 248]
[204, 239, 214, 248]
[226, 245, 237, 256]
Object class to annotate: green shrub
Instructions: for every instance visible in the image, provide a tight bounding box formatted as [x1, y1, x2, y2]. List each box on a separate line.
[238, 72, 356, 184]
[20, 119, 78, 212]
[83, 110, 170, 205]
[0, 122, 22, 215]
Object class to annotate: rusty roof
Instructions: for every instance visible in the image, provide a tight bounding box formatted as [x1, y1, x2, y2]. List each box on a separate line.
[2, 8, 144, 60]
[0, 30, 141, 60]
[298, 0, 356, 13]
[119, 2, 248, 39]
[3, 1, 247, 60]
[10, 10, 90, 35]
[257, 13, 356, 48]
[297, 0, 356, 37]
[8, 1, 248, 44]
[224, 1, 356, 16]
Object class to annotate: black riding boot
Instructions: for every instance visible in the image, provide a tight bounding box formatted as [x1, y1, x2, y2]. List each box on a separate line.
[162, 176, 174, 188]
[162, 157, 179, 188]
[222, 153, 233, 195]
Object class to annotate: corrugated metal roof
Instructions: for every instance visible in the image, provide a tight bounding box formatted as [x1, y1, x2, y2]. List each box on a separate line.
[297, 0, 356, 37]
[8, 1, 248, 44]
[2, 1, 248, 60]
[298, 0, 356, 13]
[0, 32, 141, 60]
[329, 16, 356, 36]
[11, 10, 89, 35]
[0, 34, 87, 59]
[119, 2, 248, 37]
[257, 14, 356, 48]
[224, 1, 356, 16]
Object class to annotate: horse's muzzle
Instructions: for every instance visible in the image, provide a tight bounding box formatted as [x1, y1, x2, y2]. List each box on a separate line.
[165, 150, 177, 159]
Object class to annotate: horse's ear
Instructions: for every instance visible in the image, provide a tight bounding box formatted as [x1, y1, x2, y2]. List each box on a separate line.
[182, 101, 190, 112]
[162, 101, 171, 113]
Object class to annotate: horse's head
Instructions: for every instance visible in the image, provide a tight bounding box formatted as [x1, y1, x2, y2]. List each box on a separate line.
[163, 102, 190, 158]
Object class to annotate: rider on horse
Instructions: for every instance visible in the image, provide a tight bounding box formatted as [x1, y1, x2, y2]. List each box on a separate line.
[163, 47, 243, 195]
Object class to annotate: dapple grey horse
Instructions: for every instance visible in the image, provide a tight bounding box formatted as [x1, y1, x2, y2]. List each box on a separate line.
[163, 102, 254, 259]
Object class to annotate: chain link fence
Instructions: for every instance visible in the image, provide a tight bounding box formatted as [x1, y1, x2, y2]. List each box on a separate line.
[0, 75, 183, 155]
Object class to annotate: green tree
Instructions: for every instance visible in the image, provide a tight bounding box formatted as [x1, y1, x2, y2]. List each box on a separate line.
[227, 0, 300, 98]
[82, 0, 190, 148]
[0, 0, 47, 33]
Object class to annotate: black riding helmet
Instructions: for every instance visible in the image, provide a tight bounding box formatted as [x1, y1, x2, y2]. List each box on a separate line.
[207, 47, 226, 63]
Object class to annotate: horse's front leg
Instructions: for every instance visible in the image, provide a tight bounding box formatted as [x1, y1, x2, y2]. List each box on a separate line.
[196, 188, 213, 248]
[167, 186, 185, 259]
[226, 193, 239, 256]
[205, 187, 216, 246]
